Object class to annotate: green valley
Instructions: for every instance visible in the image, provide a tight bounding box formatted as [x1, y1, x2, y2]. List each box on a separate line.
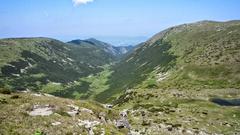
[1, 20, 240, 135]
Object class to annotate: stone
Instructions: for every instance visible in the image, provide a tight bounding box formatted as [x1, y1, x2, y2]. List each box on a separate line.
[116, 119, 130, 129]
[104, 104, 113, 109]
[51, 122, 61, 126]
[78, 120, 101, 135]
[31, 93, 42, 97]
[80, 108, 94, 115]
[120, 109, 128, 118]
[99, 112, 106, 123]
[28, 105, 55, 116]
[67, 104, 79, 116]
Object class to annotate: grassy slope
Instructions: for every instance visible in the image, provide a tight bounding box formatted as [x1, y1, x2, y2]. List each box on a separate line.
[0, 90, 125, 135]
[95, 20, 240, 102]
[103, 20, 240, 134]
[49, 65, 113, 100]
[0, 37, 117, 99]
[115, 88, 240, 134]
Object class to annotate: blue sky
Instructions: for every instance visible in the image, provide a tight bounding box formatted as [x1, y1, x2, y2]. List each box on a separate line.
[0, 0, 240, 45]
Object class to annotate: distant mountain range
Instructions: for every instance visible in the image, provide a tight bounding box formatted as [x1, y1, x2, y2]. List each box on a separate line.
[68, 38, 134, 58]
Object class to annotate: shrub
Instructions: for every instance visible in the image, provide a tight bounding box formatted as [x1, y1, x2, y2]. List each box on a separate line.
[0, 98, 7, 104]
[10, 95, 20, 99]
[0, 88, 11, 94]
[34, 130, 45, 135]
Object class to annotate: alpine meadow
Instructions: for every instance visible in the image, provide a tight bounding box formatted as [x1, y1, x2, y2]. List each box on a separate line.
[0, 0, 240, 135]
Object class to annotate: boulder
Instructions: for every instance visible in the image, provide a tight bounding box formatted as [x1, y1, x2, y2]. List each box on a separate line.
[67, 104, 79, 116]
[28, 104, 55, 116]
[116, 119, 130, 129]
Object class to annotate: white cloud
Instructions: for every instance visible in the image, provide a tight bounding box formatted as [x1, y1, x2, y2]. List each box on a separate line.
[72, 0, 94, 6]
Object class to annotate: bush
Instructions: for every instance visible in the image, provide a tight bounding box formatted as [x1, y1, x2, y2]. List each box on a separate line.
[0, 88, 11, 94]
[10, 95, 20, 99]
[0, 98, 7, 104]
[34, 130, 46, 135]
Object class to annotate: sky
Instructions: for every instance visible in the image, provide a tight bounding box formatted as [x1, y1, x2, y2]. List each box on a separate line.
[0, 0, 240, 45]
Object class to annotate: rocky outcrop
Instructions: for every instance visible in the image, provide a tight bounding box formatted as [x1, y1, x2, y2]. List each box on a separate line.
[67, 104, 80, 116]
[78, 119, 101, 135]
[28, 104, 55, 116]
[116, 110, 130, 129]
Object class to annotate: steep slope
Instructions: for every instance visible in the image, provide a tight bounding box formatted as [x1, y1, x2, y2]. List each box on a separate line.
[95, 20, 240, 102]
[68, 38, 134, 58]
[0, 37, 117, 98]
[93, 20, 240, 135]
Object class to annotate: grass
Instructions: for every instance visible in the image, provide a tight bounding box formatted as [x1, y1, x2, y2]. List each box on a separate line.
[0, 91, 124, 135]
[0, 38, 116, 97]
[80, 65, 113, 100]
[41, 83, 64, 93]
[115, 87, 240, 134]
[94, 21, 240, 102]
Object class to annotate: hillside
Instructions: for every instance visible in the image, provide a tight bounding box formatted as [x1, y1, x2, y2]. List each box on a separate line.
[91, 20, 240, 134]
[0, 37, 120, 99]
[96, 20, 240, 102]
[0, 89, 129, 135]
[1, 20, 240, 134]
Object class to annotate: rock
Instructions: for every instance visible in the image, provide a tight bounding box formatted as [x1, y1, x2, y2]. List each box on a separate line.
[120, 110, 128, 117]
[159, 123, 166, 129]
[116, 110, 131, 130]
[21, 89, 31, 93]
[43, 93, 54, 97]
[80, 108, 94, 115]
[99, 112, 106, 123]
[88, 128, 94, 135]
[116, 119, 130, 129]
[67, 104, 79, 116]
[78, 120, 101, 135]
[104, 104, 113, 109]
[222, 122, 232, 127]
[78, 120, 100, 128]
[31, 93, 42, 97]
[186, 130, 194, 134]
[51, 122, 61, 126]
[28, 105, 55, 116]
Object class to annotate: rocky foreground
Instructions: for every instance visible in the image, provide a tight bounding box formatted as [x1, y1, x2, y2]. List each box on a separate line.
[0, 90, 132, 135]
[1, 88, 240, 135]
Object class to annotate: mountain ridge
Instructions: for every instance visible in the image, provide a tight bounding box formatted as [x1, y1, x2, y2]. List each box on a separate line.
[0, 37, 133, 99]
[68, 38, 134, 58]
[95, 20, 240, 102]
